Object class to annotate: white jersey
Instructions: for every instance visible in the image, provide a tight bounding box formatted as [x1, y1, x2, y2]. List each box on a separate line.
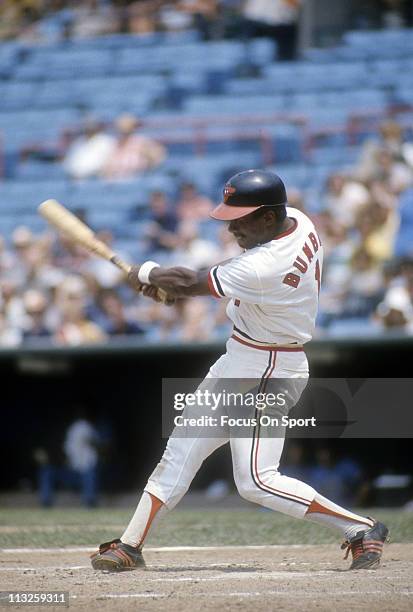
[208, 208, 323, 346]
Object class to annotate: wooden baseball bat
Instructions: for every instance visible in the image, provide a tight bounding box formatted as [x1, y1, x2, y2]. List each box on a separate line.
[38, 199, 171, 304]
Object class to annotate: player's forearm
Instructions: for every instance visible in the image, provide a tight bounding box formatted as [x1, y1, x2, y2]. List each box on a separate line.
[129, 264, 210, 298]
[150, 266, 211, 297]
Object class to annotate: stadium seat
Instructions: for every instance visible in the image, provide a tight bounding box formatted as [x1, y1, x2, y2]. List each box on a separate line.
[183, 94, 287, 115]
[0, 81, 38, 111]
[0, 179, 70, 213]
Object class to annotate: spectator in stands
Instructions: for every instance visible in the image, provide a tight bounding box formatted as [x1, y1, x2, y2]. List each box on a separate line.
[171, 220, 221, 269]
[67, 0, 119, 39]
[11, 225, 35, 285]
[286, 187, 306, 212]
[356, 121, 405, 182]
[176, 297, 215, 341]
[381, 0, 409, 28]
[317, 211, 354, 260]
[340, 246, 384, 318]
[54, 275, 107, 345]
[0, 308, 21, 347]
[216, 224, 241, 260]
[22, 239, 64, 293]
[371, 147, 412, 194]
[323, 173, 370, 228]
[22, 289, 52, 339]
[97, 288, 145, 336]
[176, 182, 214, 221]
[240, 0, 301, 60]
[82, 230, 125, 290]
[63, 117, 115, 180]
[356, 201, 399, 263]
[160, 0, 220, 40]
[143, 190, 179, 256]
[127, 0, 160, 35]
[375, 285, 413, 332]
[0, 236, 16, 275]
[0, 0, 42, 40]
[0, 278, 25, 331]
[102, 114, 166, 180]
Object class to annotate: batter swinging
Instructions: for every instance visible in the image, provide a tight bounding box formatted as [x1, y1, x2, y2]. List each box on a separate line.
[91, 169, 388, 572]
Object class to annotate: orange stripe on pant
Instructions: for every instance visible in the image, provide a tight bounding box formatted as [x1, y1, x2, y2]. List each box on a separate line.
[138, 492, 163, 548]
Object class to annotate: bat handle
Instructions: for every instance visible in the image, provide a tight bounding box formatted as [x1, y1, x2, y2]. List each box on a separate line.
[110, 255, 172, 305]
[110, 255, 131, 275]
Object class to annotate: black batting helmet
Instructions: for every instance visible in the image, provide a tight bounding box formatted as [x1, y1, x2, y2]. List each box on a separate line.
[210, 169, 288, 221]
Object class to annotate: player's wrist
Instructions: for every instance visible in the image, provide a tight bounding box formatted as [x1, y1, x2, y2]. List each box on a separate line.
[138, 261, 160, 285]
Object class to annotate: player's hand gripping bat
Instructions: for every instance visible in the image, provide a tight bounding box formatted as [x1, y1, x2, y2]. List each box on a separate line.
[38, 199, 173, 305]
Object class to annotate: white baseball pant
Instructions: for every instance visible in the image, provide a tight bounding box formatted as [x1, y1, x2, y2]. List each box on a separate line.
[144, 337, 317, 519]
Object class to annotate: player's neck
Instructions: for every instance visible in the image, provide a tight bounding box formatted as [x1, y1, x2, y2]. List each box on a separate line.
[262, 217, 295, 243]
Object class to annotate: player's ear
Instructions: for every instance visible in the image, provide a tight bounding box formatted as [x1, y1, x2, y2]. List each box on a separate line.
[263, 209, 277, 225]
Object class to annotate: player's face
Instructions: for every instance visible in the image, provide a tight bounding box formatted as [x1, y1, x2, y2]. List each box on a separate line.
[227, 211, 268, 249]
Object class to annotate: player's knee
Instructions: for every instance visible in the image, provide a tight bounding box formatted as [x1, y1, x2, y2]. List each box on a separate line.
[236, 481, 261, 504]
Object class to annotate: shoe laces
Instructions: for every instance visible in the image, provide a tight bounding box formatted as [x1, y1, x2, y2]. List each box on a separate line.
[341, 538, 365, 561]
[90, 538, 121, 559]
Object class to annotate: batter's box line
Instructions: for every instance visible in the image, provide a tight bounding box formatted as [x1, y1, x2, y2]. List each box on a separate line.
[0, 544, 333, 554]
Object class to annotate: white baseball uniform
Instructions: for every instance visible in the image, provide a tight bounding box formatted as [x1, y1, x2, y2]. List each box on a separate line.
[142, 207, 324, 519]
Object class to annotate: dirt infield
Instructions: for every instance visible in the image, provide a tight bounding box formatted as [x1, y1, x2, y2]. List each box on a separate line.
[1, 544, 412, 611]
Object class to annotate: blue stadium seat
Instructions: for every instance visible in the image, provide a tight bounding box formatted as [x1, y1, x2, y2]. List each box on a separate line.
[394, 86, 413, 106]
[0, 108, 81, 151]
[17, 48, 115, 80]
[0, 41, 22, 77]
[327, 318, 379, 337]
[89, 90, 156, 115]
[267, 164, 310, 189]
[0, 81, 38, 111]
[310, 146, 359, 166]
[343, 29, 413, 51]
[14, 161, 67, 181]
[321, 89, 387, 110]
[247, 38, 276, 65]
[164, 152, 262, 195]
[184, 94, 287, 115]
[0, 179, 70, 212]
[289, 92, 322, 111]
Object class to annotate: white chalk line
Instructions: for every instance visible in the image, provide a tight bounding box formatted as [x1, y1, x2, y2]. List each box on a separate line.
[0, 544, 329, 554]
[72, 590, 413, 601]
[0, 560, 333, 572]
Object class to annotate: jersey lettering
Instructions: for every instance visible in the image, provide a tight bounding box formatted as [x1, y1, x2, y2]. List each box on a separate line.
[302, 242, 314, 263]
[315, 259, 321, 294]
[293, 256, 308, 273]
[283, 272, 300, 288]
[285, 231, 322, 290]
[308, 232, 319, 252]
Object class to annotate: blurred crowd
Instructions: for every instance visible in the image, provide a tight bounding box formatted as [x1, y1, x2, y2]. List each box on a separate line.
[0, 177, 241, 347]
[2, 1, 412, 59]
[22, 113, 167, 181]
[0, 1, 302, 59]
[2, 118, 413, 346]
[315, 120, 413, 335]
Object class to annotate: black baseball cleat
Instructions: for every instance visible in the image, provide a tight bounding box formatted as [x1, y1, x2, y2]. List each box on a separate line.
[91, 538, 145, 571]
[341, 520, 389, 570]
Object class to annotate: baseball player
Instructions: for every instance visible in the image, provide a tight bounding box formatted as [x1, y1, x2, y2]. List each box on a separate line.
[91, 169, 388, 572]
